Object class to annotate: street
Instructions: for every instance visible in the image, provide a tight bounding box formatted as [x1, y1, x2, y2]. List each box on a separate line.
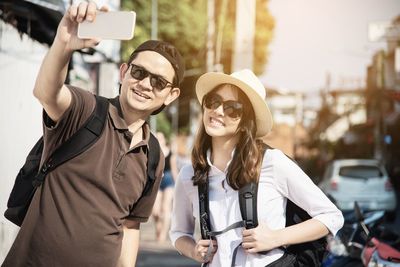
[136, 219, 200, 267]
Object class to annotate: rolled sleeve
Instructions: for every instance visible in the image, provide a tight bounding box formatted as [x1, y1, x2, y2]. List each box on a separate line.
[169, 165, 197, 247]
[272, 150, 344, 236]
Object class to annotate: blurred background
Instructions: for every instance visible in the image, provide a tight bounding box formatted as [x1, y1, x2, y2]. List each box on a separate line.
[0, 0, 399, 265]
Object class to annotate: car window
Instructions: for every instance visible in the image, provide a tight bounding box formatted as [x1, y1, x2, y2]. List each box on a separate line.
[339, 165, 383, 179]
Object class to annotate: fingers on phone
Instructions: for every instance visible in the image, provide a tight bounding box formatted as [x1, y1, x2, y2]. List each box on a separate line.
[86, 1, 97, 22]
[99, 5, 109, 12]
[68, 5, 78, 21]
[77, 2, 88, 22]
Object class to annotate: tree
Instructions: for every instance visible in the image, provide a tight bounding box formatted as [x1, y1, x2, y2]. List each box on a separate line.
[216, 0, 275, 75]
[121, 0, 274, 75]
[253, 0, 275, 74]
[121, 0, 207, 72]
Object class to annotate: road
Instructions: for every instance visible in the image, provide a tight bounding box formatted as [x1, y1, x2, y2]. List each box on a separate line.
[136, 219, 200, 267]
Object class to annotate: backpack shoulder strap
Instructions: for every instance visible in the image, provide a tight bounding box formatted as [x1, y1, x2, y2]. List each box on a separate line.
[33, 95, 109, 186]
[238, 143, 269, 229]
[238, 182, 259, 229]
[198, 180, 211, 239]
[142, 132, 161, 196]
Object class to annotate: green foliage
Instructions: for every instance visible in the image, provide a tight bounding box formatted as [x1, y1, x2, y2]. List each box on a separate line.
[121, 0, 207, 71]
[155, 111, 172, 140]
[254, 0, 275, 74]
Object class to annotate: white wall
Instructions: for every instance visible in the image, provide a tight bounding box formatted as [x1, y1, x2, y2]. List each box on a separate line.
[0, 22, 47, 261]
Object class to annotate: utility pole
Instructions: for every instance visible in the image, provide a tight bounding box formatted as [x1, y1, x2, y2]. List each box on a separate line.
[151, 0, 158, 40]
[150, 0, 158, 132]
[215, 0, 228, 72]
[207, 0, 215, 72]
[374, 51, 385, 160]
[232, 0, 256, 71]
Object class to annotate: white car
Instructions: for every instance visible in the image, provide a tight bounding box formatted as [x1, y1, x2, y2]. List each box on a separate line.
[319, 159, 396, 211]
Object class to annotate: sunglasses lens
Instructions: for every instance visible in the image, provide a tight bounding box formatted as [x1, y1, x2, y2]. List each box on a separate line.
[130, 64, 171, 91]
[150, 77, 168, 91]
[203, 94, 243, 119]
[204, 94, 221, 109]
[131, 67, 146, 80]
[224, 102, 242, 119]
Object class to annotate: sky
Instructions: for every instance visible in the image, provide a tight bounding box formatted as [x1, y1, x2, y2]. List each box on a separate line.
[261, 0, 400, 92]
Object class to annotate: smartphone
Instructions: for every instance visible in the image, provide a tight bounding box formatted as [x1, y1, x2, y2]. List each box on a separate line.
[78, 11, 136, 40]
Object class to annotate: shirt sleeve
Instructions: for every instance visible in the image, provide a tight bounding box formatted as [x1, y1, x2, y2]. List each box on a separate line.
[271, 150, 344, 236]
[41, 86, 96, 162]
[169, 165, 197, 247]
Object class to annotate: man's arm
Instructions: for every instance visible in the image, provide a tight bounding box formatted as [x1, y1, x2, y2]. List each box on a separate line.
[117, 220, 141, 267]
[33, 1, 105, 122]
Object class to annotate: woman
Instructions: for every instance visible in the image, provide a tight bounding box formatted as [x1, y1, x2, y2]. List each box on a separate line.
[169, 69, 344, 266]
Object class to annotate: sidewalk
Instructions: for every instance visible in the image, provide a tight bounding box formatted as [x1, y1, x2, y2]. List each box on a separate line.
[136, 218, 200, 267]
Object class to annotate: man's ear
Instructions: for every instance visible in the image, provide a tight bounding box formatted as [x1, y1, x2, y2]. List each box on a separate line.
[164, 87, 181, 106]
[163, 87, 181, 106]
[119, 63, 129, 83]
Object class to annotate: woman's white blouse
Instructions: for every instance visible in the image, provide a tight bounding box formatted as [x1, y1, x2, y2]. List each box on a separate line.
[169, 148, 344, 267]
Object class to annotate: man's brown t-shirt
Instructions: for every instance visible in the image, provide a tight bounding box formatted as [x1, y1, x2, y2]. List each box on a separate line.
[3, 87, 164, 267]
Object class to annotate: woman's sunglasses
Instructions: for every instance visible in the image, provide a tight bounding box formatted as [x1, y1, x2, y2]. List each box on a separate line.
[129, 64, 173, 91]
[203, 93, 243, 119]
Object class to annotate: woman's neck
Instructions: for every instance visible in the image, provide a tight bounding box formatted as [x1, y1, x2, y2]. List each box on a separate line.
[210, 136, 238, 172]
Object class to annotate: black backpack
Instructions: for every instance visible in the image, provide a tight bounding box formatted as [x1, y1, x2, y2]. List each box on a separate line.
[198, 145, 327, 267]
[5, 95, 160, 227]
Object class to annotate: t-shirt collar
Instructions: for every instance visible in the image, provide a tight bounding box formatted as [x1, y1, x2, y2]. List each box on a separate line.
[108, 95, 151, 146]
[206, 148, 235, 174]
[109, 96, 127, 130]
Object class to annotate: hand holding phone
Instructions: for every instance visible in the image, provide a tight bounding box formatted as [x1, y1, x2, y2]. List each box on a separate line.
[78, 11, 136, 40]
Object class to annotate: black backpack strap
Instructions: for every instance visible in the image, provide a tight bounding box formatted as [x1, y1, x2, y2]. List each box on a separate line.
[128, 132, 160, 217]
[142, 132, 160, 196]
[198, 180, 212, 240]
[198, 179, 244, 239]
[239, 182, 259, 229]
[238, 143, 269, 229]
[33, 95, 109, 187]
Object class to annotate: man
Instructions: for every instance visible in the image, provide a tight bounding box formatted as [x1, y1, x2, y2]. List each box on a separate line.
[2, 1, 184, 267]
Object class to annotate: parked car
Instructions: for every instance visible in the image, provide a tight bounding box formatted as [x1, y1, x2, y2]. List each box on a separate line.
[319, 159, 396, 212]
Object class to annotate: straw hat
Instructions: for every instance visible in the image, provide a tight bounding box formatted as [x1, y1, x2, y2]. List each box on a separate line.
[195, 69, 273, 137]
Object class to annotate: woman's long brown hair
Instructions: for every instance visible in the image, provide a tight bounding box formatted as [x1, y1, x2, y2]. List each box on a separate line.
[191, 84, 265, 190]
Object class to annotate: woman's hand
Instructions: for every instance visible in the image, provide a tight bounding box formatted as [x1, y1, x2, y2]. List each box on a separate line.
[242, 222, 282, 253]
[192, 239, 218, 263]
[56, 1, 108, 51]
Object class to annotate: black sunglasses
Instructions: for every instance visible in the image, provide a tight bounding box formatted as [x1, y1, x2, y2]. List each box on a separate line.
[203, 93, 243, 119]
[129, 64, 173, 91]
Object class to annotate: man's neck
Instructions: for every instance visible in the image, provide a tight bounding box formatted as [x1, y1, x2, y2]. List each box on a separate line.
[128, 120, 145, 149]
[120, 105, 147, 148]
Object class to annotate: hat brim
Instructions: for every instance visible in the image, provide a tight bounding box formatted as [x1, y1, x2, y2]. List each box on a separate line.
[196, 72, 273, 137]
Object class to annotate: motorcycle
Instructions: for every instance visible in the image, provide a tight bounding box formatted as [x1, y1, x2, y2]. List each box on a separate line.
[322, 203, 385, 267]
[361, 222, 400, 266]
